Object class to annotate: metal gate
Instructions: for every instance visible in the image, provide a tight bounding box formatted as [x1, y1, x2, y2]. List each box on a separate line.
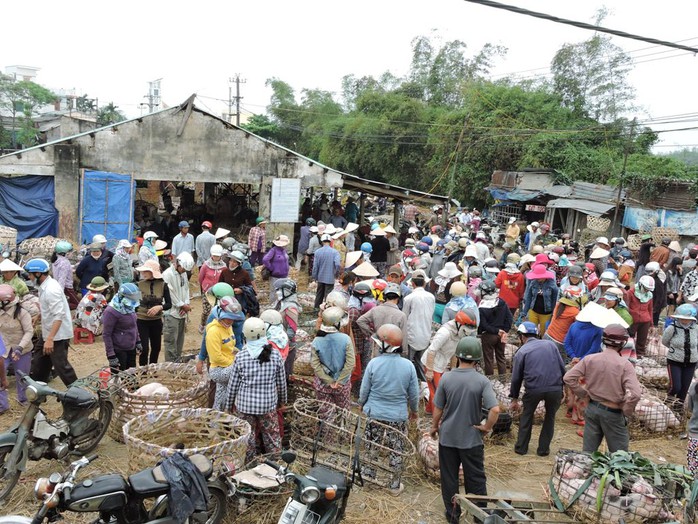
[79, 170, 135, 247]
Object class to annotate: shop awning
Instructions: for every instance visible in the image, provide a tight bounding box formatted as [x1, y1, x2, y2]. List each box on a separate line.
[546, 198, 615, 217]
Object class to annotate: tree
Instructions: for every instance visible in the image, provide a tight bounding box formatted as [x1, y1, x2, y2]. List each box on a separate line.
[551, 10, 636, 121]
[96, 102, 126, 126]
[0, 73, 57, 149]
[240, 114, 281, 141]
[76, 94, 97, 114]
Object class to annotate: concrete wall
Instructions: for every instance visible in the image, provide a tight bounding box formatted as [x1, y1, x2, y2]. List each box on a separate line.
[0, 105, 344, 247]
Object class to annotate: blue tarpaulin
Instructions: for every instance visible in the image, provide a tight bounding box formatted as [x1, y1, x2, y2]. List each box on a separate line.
[0, 175, 58, 243]
[623, 206, 698, 236]
[81, 171, 134, 245]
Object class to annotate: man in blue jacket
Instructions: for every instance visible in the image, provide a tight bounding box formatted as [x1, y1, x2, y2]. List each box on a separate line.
[509, 321, 565, 457]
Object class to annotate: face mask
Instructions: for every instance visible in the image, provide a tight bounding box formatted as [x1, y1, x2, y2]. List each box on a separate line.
[124, 298, 140, 309]
[91, 253, 101, 260]
[276, 290, 284, 301]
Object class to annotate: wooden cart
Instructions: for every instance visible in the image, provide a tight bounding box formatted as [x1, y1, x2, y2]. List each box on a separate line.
[455, 494, 582, 523]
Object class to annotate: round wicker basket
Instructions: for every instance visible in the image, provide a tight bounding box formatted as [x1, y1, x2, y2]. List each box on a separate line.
[108, 362, 209, 443]
[292, 343, 313, 376]
[586, 216, 611, 232]
[123, 407, 251, 473]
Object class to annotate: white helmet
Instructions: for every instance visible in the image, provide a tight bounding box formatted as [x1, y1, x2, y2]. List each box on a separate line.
[229, 250, 245, 263]
[143, 231, 158, 240]
[260, 309, 283, 326]
[210, 244, 224, 257]
[243, 317, 267, 341]
[176, 252, 195, 271]
[639, 275, 655, 291]
[324, 291, 348, 311]
[644, 261, 660, 274]
[93, 234, 107, 244]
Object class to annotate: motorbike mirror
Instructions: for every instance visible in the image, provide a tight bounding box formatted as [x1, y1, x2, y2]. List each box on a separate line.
[18, 249, 28, 255]
[1, 251, 8, 259]
[281, 451, 296, 464]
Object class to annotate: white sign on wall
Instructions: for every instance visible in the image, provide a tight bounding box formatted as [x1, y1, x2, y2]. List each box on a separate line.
[270, 178, 301, 223]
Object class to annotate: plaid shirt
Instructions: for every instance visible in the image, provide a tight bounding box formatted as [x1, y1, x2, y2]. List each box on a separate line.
[224, 347, 287, 415]
[403, 204, 418, 222]
[248, 226, 267, 254]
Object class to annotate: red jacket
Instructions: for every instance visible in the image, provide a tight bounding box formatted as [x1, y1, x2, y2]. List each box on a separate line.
[495, 270, 525, 309]
[624, 289, 653, 323]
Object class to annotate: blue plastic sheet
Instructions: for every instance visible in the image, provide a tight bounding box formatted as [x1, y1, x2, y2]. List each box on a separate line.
[0, 175, 58, 243]
[81, 171, 134, 245]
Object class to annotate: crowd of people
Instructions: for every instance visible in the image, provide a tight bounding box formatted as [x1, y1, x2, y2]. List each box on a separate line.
[3, 195, 698, 523]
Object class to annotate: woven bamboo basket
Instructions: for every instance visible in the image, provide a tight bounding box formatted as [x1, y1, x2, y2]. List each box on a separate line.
[123, 407, 251, 473]
[292, 342, 314, 376]
[629, 386, 684, 440]
[290, 398, 416, 488]
[627, 233, 642, 251]
[0, 226, 17, 250]
[586, 216, 611, 232]
[651, 227, 679, 244]
[108, 362, 209, 443]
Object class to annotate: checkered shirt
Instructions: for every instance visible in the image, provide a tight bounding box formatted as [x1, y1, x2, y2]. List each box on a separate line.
[224, 347, 287, 415]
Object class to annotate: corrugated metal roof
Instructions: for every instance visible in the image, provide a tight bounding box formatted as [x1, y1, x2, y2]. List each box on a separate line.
[543, 185, 573, 198]
[546, 198, 615, 217]
[570, 181, 624, 204]
[490, 170, 518, 189]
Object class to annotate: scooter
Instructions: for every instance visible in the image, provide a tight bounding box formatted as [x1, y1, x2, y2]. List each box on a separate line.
[0, 453, 227, 524]
[0, 371, 113, 501]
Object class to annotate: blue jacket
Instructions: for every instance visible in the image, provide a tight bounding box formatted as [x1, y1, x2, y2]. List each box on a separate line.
[510, 338, 565, 398]
[564, 320, 603, 359]
[75, 255, 108, 290]
[522, 278, 558, 315]
[359, 353, 419, 423]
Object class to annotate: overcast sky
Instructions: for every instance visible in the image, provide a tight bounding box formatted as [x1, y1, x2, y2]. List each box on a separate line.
[4, 0, 698, 151]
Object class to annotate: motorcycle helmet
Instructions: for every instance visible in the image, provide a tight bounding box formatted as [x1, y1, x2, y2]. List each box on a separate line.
[371, 324, 403, 354]
[273, 278, 297, 299]
[352, 281, 372, 297]
[673, 304, 697, 321]
[517, 321, 539, 336]
[306, 218, 317, 227]
[118, 282, 141, 301]
[92, 234, 107, 245]
[467, 266, 483, 279]
[324, 291, 348, 311]
[644, 261, 660, 275]
[243, 317, 267, 341]
[602, 324, 629, 350]
[360, 242, 373, 254]
[450, 281, 467, 297]
[260, 309, 283, 326]
[229, 251, 245, 264]
[454, 336, 482, 361]
[638, 275, 655, 292]
[420, 236, 433, 246]
[143, 231, 159, 241]
[210, 244, 224, 257]
[218, 296, 243, 315]
[454, 310, 477, 327]
[479, 280, 497, 296]
[210, 282, 234, 299]
[0, 284, 15, 304]
[176, 252, 195, 271]
[321, 306, 344, 331]
[416, 242, 430, 253]
[24, 258, 50, 274]
[55, 240, 73, 254]
[221, 238, 236, 251]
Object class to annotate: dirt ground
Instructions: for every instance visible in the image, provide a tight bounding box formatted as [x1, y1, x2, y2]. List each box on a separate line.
[0, 268, 689, 523]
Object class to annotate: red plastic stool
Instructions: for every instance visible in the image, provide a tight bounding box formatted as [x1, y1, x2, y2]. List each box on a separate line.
[73, 327, 95, 344]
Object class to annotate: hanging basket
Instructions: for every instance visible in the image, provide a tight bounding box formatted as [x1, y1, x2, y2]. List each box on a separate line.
[586, 216, 611, 232]
[108, 362, 209, 443]
[123, 407, 251, 473]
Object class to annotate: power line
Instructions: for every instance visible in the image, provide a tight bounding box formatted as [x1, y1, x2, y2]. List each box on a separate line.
[462, 0, 698, 54]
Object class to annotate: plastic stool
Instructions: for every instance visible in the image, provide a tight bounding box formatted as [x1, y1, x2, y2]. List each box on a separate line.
[73, 327, 95, 344]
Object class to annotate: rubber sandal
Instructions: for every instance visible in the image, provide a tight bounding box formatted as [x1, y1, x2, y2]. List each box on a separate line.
[576, 429, 584, 437]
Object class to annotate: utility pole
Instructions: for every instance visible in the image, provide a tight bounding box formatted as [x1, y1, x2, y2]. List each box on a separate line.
[612, 117, 637, 236]
[444, 117, 469, 226]
[229, 74, 246, 125]
[140, 79, 162, 114]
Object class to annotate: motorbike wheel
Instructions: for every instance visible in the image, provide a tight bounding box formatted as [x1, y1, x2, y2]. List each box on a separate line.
[70, 398, 113, 456]
[0, 445, 21, 502]
[198, 486, 227, 524]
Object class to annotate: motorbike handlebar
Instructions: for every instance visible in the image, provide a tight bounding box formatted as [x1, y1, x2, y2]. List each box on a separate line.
[264, 459, 282, 471]
[86, 454, 98, 463]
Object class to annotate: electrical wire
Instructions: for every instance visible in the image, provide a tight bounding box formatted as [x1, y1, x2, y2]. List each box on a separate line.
[462, 0, 698, 53]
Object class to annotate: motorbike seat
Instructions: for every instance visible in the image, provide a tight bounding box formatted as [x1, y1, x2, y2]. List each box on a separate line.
[128, 454, 213, 497]
[307, 465, 346, 491]
[61, 387, 98, 408]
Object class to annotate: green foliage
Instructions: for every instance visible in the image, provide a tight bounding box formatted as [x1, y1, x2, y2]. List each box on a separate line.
[96, 103, 126, 126]
[259, 32, 676, 207]
[240, 114, 281, 141]
[0, 73, 57, 149]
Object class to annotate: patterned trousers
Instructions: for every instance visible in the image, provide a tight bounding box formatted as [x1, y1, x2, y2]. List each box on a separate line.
[364, 419, 407, 489]
[236, 411, 282, 464]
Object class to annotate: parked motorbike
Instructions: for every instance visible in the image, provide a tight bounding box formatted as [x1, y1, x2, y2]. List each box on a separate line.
[0, 371, 113, 501]
[0, 453, 227, 524]
[217, 449, 359, 524]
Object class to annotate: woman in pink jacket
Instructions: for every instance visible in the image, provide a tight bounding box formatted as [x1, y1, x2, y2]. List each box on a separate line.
[198, 244, 226, 332]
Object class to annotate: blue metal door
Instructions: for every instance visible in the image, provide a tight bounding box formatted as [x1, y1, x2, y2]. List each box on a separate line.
[79, 170, 135, 247]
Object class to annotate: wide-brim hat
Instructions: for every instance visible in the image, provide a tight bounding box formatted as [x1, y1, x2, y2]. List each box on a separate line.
[438, 262, 462, 279]
[535, 253, 554, 266]
[525, 263, 555, 280]
[372, 228, 386, 236]
[324, 224, 337, 235]
[332, 229, 345, 240]
[519, 254, 536, 267]
[0, 259, 22, 272]
[215, 228, 230, 240]
[383, 225, 397, 234]
[345, 251, 363, 268]
[273, 235, 290, 247]
[669, 240, 682, 252]
[344, 223, 359, 234]
[352, 262, 379, 278]
[404, 238, 416, 247]
[408, 226, 420, 234]
[672, 312, 697, 321]
[135, 259, 162, 278]
[87, 276, 109, 291]
[589, 247, 610, 259]
[154, 239, 168, 251]
[576, 301, 629, 328]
